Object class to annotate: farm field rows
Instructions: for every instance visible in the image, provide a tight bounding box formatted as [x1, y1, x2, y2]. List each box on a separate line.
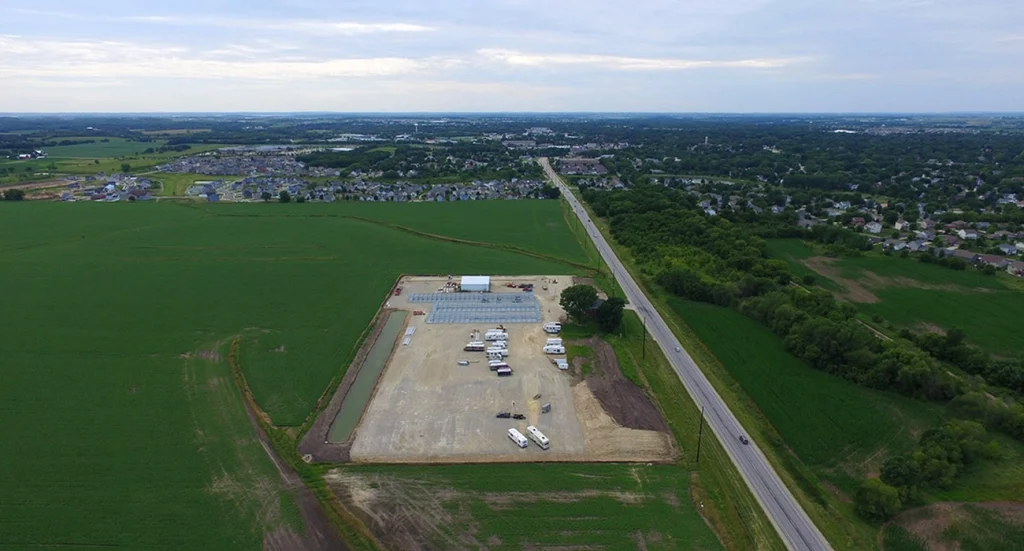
[327, 463, 723, 551]
[0, 201, 587, 550]
[668, 299, 941, 488]
[766, 239, 1024, 358]
[190, 200, 592, 265]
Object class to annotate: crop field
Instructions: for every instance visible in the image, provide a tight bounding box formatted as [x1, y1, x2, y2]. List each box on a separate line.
[767, 239, 1024, 358]
[42, 137, 168, 157]
[327, 463, 723, 551]
[190, 200, 592, 265]
[0, 201, 586, 549]
[668, 299, 941, 481]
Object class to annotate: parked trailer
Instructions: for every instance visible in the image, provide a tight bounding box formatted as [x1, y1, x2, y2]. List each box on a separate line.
[545, 338, 563, 346]
[486, 348, 509, 357]
[543, 322, 561, 334]
[497, 367, 513, 377]
[488, 340, 507, 349]
[489, 362, 510, 371]
[485, 332, 509, 341]
[526, 425, 550, 450]
[543, 345, 566, 354]
[464, 343, 486, 352]
[487, 352, 504, 361]
[508, 428, 528, 448]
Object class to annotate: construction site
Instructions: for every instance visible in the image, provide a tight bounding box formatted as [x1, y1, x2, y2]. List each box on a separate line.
[304, 275, 674, 464]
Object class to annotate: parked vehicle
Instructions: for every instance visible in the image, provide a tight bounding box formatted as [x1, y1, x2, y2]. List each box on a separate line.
[543, 345, 566, 354]
[543, 322, 561, 334]
[485, 332, 509, 341]
[496, 412, 511, 419]
[497, 367, 513, 377]
[512, 413, 525, 420]
[464, 342, 485, 352]
[486, 348, 509, 357]
[526, 425, 550, 450]
[545, 338, 563, 346]
[489, 340, 507, 349]
[508, 428, 528, 448]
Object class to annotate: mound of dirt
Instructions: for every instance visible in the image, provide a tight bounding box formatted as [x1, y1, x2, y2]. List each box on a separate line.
[570, 337, 669, 433]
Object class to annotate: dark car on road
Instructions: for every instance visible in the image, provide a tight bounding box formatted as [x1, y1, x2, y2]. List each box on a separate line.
[739, 435, 749, 445]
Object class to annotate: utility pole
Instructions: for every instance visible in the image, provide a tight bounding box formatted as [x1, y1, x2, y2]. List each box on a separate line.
[695, 406, 706, 463]
[642, 315, 647, 359]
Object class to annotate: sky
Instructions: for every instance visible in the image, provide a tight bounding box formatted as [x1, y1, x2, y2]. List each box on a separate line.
[1, 0, 1023, 112]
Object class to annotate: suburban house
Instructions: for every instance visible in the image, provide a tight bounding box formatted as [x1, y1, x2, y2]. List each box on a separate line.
[1008, 260, 1024, 277]
[979, 254, 1010, 268]
[998, 244, 1019, 256]
[958, 229, 979, 240]
[865, 221, 883, 234]
[946, 249, 980, 263]
[895, 219, 910, 231]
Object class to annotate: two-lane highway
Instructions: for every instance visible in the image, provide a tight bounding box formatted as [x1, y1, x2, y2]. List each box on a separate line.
[541, 158, 832, 551]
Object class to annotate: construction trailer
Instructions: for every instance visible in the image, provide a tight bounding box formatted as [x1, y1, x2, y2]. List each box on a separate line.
[543, 345, 566, 354]
[507, 428, 528, 448]
[526, 425, 550, 450]
[460, 275, 491, 292]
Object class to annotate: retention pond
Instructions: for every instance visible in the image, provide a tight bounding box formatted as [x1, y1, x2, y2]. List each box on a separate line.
[327, 310, 405, 443]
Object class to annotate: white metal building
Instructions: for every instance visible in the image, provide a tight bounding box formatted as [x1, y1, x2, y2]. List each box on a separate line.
[460, 275, 491, 292]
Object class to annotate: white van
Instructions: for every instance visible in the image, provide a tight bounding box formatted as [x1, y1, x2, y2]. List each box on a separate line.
[508, 428, 528, 448]
[543, 322, 561, 334]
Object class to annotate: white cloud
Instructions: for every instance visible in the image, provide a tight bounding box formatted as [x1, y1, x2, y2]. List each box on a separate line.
[121, 15, 437, 35]
[478, 49, 809, 71]
[7, 9, 436, 36]
[0, 35, 429, 80]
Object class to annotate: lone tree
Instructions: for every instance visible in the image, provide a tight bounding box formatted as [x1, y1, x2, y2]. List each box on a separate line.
[120, 163, 131, 173]
[260, 191, 272, 202]
[596, 297, 626, 332]
[560, 284, 598, 323]
[278, 190, 291, 203]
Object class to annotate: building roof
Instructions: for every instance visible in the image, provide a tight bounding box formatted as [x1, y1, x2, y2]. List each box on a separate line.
[461, 275, 490, 287]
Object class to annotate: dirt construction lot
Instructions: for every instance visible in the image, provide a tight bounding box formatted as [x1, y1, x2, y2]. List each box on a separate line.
[349, 276, 673, 463]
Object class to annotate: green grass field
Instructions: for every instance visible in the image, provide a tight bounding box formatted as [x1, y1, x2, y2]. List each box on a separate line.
[329, 463, 723, 551]
[668, 299, 940, 480]
[763, 239, 841, 291]
[885, 503, 1024, 551]
[0, 201, 587, 550]
[42, 138, 168, 157]
[766, 239, 1024, 358]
